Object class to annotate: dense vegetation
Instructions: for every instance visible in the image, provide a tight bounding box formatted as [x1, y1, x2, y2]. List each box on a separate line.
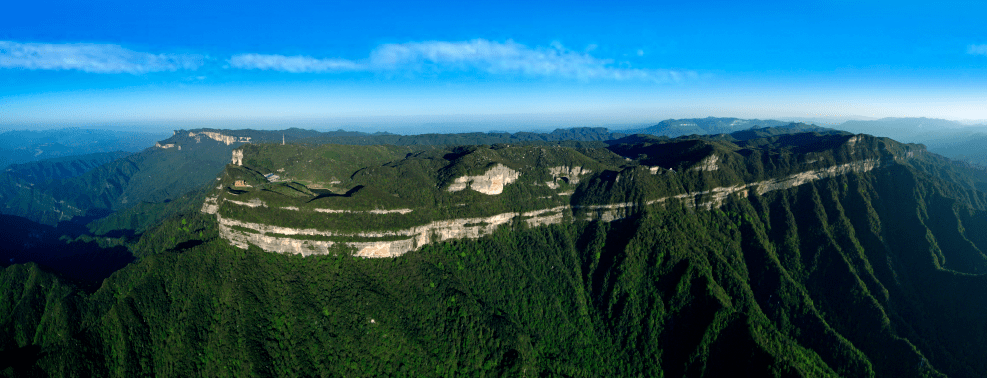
[212, 131, 885, 240]
[3, 127, 987, 376]
[218, 143, 611, 235]
[0, 138, 235, 226]
[2, 152, 132, 184]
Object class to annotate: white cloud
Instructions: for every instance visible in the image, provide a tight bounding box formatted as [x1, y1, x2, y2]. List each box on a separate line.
[968, 44, 987, 56]
[0, 41, 204, 74]
[228, 53, 365, 73]
[230, 39, 691, 82]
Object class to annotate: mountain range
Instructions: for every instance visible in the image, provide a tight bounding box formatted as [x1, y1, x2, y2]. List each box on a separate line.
[623, 117, 792, 137]
[3, 121, 987, 376]
[0, 129, 170, 169]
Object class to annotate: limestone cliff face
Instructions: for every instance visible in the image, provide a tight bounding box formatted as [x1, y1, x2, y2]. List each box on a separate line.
[231, 150, 244, 166]
[546, 166, 591, 189]
[189, 131, 252, 145]
[313, 208, 413, 215]
[150, 130, 253, 153]
[447, 164, 520, 195]
[215, 210, 566, 258]
[691, 155, 719, 171]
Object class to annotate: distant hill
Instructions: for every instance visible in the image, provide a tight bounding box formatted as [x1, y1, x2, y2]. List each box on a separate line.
[295, 127, 625, 145]
[2, 151, 131, 184]
[832, 117, 987, 166]
[0, 128, 168, 168]
[624, 117, 790, 137]
[725, 123, 846, 140]
[931, 132, 987, 168]
[835, 117, 980, 141]
[0, 130, 250, 225]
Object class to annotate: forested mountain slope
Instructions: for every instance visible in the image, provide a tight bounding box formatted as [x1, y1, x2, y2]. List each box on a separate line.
[4, 130, 987, 377]
[0, 131, 242, 225]
[203, 131, 892, 258]
[2, 152, 132, 184]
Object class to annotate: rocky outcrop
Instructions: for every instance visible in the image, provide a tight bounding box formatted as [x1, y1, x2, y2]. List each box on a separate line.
[201, 193, 220, 214]
[219, 211, 513, 241]
[227, 198, 266, 208]
[314, 208, 413, 215]
[231, 150, 244, 166]
[522, 206, 567, 227]
[546, 166, 591, 189]
[590, 158, 880, 215]
[648, 166, 676, 174]
[447, 164, 520, 195]
[564, 158, 880, 220]
[217, 211, 521, 257]
[752, 158, 878, 195]
[691, 155, 719, 172]
[218, 204, 572, 258]
[847, 135, 860, 148]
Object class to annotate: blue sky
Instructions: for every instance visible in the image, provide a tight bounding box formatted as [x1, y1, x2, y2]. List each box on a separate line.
[3, 0, 987, 132]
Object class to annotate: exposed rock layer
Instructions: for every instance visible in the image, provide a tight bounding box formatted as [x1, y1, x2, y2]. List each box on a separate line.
[447, 164, 520, 195]
[190, 131, 252, 145]
[546, 166, 591, 189]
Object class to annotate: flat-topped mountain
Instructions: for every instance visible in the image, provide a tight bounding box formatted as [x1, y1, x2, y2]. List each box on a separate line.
[204, 131, 925, 259]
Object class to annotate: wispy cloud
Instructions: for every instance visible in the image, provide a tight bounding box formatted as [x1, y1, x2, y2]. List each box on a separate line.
[968, 44, 987, 56]
[228, 54, 364, 73]
[230, 39, 692, 82]
[0, 41, 204, 74]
